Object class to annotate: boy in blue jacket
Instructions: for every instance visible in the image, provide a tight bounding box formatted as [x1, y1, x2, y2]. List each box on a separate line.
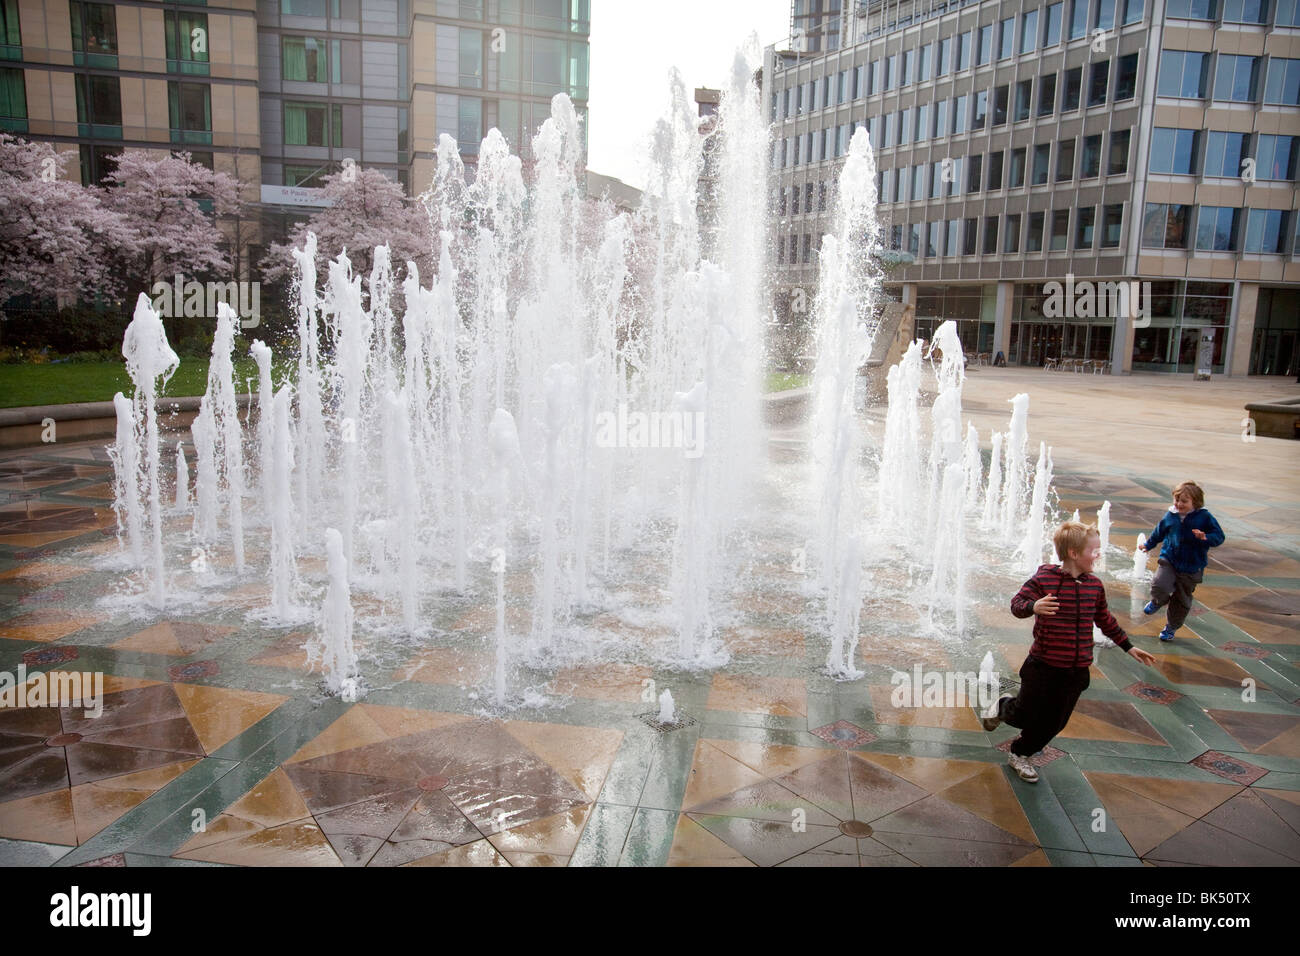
[1141, 480, 1225, 642]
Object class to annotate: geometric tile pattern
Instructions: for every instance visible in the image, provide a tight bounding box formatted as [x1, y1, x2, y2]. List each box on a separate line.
[2, 434, 1299, 867]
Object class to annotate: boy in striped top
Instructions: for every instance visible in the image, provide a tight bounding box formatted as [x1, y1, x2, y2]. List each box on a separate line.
[982, 520, 1157, 783]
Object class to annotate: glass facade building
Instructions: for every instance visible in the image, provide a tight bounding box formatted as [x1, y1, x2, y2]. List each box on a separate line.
[764, 0, 1300, 376]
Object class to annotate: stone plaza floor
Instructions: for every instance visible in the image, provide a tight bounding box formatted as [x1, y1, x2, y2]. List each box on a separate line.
[0, 368, 1298, 867]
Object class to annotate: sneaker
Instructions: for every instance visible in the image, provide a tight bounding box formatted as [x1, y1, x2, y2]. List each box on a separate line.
[1143, 600, 1160, 616]
[1159, 625, 1177, 642]
[981, 693, 1013, 732]
[1007, 752, 1039, 783]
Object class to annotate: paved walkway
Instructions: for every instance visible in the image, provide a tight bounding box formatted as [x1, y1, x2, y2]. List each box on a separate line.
[0, 370, 1297, 867]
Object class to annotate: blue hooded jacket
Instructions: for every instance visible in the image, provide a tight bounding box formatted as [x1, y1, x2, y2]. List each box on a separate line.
[1145, 507, 1225, 574]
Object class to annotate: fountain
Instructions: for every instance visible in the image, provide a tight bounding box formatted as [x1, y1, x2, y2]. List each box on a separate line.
[101, 47, 1061, 707]
[1096, 501, 1112, 571]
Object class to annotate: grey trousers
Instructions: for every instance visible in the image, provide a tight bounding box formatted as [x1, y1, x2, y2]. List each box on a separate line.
[1150, 558, 1204, 630]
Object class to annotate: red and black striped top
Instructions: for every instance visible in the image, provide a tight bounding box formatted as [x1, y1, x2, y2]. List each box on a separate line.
[1011, 564, 1132, 668]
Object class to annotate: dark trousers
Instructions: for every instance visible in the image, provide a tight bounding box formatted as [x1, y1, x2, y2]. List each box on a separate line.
[1000, 656, 1090, 757]
[1149, 559, 1203, 630]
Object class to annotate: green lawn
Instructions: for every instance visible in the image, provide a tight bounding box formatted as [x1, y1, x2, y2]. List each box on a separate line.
[765, 372, 811, 393]
[0, 359, 290, 408]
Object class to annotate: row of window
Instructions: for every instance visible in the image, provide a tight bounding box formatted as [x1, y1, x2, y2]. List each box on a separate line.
[1158, 51, 1300, 105]
[778, 202, 1299, 264]
[1142, 204, 1295, 253]
[279, 0, 592, 34]
[773, 58, 1137, 169]
[1150, 129, 1298, 180]
[773, 0, 1149, 122]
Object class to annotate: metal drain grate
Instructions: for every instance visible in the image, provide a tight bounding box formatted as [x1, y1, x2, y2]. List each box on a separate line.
[637, 711, 698, 733]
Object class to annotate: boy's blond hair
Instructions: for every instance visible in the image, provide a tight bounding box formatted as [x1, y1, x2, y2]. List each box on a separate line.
[1054, 520, 1098, 560]
[1172, 480, 1205, 510]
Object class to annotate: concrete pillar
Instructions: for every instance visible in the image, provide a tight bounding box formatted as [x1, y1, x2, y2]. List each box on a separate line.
[901, 282, 918, 307]
[1228, 282, 1258, 378]
[993, 280, 1013, 359]
[1112, 281, 1138, 374]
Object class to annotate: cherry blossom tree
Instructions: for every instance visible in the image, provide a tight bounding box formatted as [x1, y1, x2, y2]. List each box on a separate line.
[0, 134, 133, 313]
[99, 149, 243, 298]
[262, 166, 432, 283]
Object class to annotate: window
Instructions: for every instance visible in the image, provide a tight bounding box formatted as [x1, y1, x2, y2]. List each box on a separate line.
[0, 66, 25, 132]
[977, 25, 992, 66]
[1142, 203, 1190, 248]
[946, 220, 960, 255]
[805, 181, 814, 210]
[1195, 206, 1241, 250]
[963, 218, 978, 255]
[915, 104, 929, 142]
[1278, 0, 1300, 25]
[1027, 211, 1045, 251]
[1032, 143, 1051, 184]
[165, 10, 209, 75]
[988, 150, 1004, 189]
[1123, 0, 1144, 22]
[983, 216, 999, 254]
[967, 153, 983, 192]
[1051, 210, 1070, 249]
[1021, 10, 1038, 55]
[908, 224, 920, 257]
[1102, 204, 1123, 247]
[902, 50, 914, 87]
[1014, 80, 1032, 121]
[993, 84, 1009, 125]
[890, 225, 903, 250]
[1158, 51, 1208, 98]
[999, 17, 1015, 60]
[1063, 67, 1082, 110]
[459, 27, 484, 88]
[1009, 146, 1027, 186]
[791, 183, 800, 214]
[953, 94, 968, 134]
[933, 98, 948, 136]
[1076, 206, 1096, 248]
[74, 73, 121, 131]
[168, 81, 211, 144]
[869, 60, 882, 94]
[1150, 128, 1199, 174]
[1068, 0, 1089, 39]
[1095, 0, 1116, 30]
[957, 31, 971, 71]
[78, 144, 119, 186]
[285, 164, 329, 188]
[1057, 138, 1076, 181]
[1004, 213, 1021, 252]
[1088, 61, 1109, 106]
[854, 64, 865, 97]
[886, 54, 898, 90]
[1081, 134, 1102, 177]
[938, 37, 952, 75]
[926, 221, 941, 257]
[803, 234, 813, 263]
[1045, 3, 1064, 45]
[973, 89, 988, 129]
[1244, 209, 1289, 253]
[1215, 55, 1259, 102]
[1264, 59, 1300, 106]
[284, 100, 339, 147]
[1166, 0, 1216, 16]
[1221, 0, 1266, 20]
[1, 0, 20, 59]
[1115, 54, 1138, 101]
[1109, 129, 1131, 174]
[283, 37, 328, 82]
[282, 0, 327, 13]
[1039, 73, 1057, 115]
[1256, 135, 1298, 180]
[918, 46, 932, 82]
[900, 108, 912, 145]
[70, 1, 117, 61]
[1204, 131, 1247, 177]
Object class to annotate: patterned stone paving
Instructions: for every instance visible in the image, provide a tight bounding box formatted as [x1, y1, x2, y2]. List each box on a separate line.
[0, 420, 1298, 868]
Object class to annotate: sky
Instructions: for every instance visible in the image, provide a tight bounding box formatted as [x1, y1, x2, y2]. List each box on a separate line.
[586, 0, 792, 191]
